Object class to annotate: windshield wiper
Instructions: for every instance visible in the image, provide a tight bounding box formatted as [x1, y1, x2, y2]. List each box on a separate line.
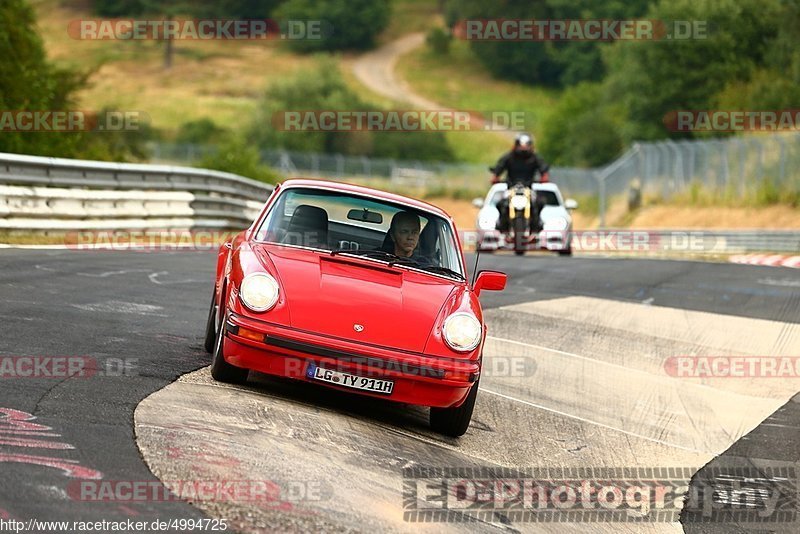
[386, 257, 420, 268]
[330, 249, 400, 260]
[329, 249, 464, 280]
[416, 265, 465, 280]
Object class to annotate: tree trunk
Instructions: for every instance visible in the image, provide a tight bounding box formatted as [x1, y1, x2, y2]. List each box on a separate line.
[163, 13, 174, 70]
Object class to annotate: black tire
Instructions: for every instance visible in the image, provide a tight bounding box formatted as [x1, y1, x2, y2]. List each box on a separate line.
[513, 216, 526, 256]
[558, 247, 572, 256]
[430, 380, 479, 437]
[203, 292, 218, 354]
[210, 306, 249, 384]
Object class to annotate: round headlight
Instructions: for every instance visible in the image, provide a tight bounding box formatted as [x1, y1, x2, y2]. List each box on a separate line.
[239, 273, 279, 312]
[443, 312, 482, 352]
[511, 196, 529, 211]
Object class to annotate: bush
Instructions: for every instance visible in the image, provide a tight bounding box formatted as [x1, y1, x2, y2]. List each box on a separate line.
[0, 0, 155, 160]
[277, 0, 391, 52]
[199, 137, 279, 184]
[176, 119, 229, 145]
[248, 58, 454, 161]
[426, 27, 451, 55]
[540, 82, 623, 167]
[91, 0, 288, 17]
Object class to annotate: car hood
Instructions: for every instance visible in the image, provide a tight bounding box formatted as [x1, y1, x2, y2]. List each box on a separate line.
[253, 244, 458, 353]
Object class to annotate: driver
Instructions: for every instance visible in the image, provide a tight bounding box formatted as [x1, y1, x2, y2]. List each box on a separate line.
[491, 133, 549, 233]
[384, 211, 433, 266]
[390, 211, 420, 258]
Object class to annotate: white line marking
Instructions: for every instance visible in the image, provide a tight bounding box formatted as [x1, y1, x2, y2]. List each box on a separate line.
[479, 387, 708, 454]
[77, 269, 155, 278]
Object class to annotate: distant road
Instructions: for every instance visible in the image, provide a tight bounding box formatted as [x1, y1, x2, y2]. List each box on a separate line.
[351, 32, 437, 108]
[351, 32, 516, 140]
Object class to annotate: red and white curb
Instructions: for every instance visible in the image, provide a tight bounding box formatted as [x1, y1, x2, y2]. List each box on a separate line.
[730, 254, 800, 268]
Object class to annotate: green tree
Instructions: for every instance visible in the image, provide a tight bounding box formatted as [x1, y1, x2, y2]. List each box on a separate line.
[445, 0, 653, 87]
[200, 136, 279, 184]
[604, 0, 783, 142]
[92, 0, 286, 17]
[276, 0, 391, 52]
[0, 0, 85, 156]
[540, 82, 623, 167]
[1, 0, 154, 160]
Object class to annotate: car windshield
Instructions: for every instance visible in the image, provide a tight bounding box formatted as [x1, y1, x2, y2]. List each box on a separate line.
[255, 187, 465, 279]
[536, 190, 560, 206]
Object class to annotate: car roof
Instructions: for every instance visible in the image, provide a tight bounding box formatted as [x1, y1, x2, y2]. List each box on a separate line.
[487, 182, 562, 195]
[278, 179, 453, 220]
[533, 182, 561, 192]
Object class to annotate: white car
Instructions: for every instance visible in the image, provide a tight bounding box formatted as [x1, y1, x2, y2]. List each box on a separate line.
[472, 182, 578, 255]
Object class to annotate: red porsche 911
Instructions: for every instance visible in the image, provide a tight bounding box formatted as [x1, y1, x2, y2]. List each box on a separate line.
[204, 179, 506, 436]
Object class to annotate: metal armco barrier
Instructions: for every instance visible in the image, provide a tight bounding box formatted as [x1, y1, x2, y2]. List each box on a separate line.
[0, 152, 272, 232]
[1, 152, 798, 255]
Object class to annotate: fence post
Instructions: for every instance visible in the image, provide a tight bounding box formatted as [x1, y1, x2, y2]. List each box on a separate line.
[336, 154, 344, 178]
[777, 136, 787, 186]
[596, 171, 606, 229]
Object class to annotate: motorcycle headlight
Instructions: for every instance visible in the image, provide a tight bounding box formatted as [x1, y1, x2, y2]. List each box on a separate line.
[443, 312, 482, 352]
[511, 196, 528, 211]
[239, 273, 280, 312]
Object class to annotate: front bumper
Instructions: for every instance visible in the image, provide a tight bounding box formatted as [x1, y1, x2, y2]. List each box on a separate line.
[221, 312, 479, 408]
[476, 229, 570, 251]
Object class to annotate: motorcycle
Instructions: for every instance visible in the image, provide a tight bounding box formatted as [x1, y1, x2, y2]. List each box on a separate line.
[506, 182, 535, 256]
[487, 165, 540, 256]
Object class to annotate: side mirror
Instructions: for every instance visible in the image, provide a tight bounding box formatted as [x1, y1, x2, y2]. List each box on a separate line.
[473, 270, 507, 296]
[565, 199, 578, 210]
[472, 198, 484, 209]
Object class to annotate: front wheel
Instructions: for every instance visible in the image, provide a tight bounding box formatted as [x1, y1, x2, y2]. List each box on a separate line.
[203, 291, 218, 353]
[513, 216, 527, 256]
[430, 381, 479, 437]
[558, 247, 572, 256]
[210, 307, 249, 384]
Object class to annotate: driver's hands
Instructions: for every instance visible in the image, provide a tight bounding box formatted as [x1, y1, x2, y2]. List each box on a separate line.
[540, 172, 550, 183]
[490, 175, 500, 184]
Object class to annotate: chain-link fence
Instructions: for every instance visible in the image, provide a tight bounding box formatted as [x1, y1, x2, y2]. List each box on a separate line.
[149, 132, 800, 227]
[598, 133, 800, 226]
[148, 142, 598, 198]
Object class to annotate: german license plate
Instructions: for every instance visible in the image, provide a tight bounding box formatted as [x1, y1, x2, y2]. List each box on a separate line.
[306, 364, 394, 395]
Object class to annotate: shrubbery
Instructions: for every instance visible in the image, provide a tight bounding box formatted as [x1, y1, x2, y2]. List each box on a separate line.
[277, 0, 391, 52]
[247, 58, 454, 161]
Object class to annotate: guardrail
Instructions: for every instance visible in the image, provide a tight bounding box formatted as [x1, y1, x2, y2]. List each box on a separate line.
[0, 152, 273, 232]
[1, 152, 798, 256]
[603, 229, 800, 254]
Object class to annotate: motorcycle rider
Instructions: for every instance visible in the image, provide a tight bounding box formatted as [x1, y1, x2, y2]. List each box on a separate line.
[491, 133, 550, 233]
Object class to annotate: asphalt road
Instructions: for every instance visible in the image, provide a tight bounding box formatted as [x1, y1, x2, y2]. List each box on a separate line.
[0, 248, 798, 532]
